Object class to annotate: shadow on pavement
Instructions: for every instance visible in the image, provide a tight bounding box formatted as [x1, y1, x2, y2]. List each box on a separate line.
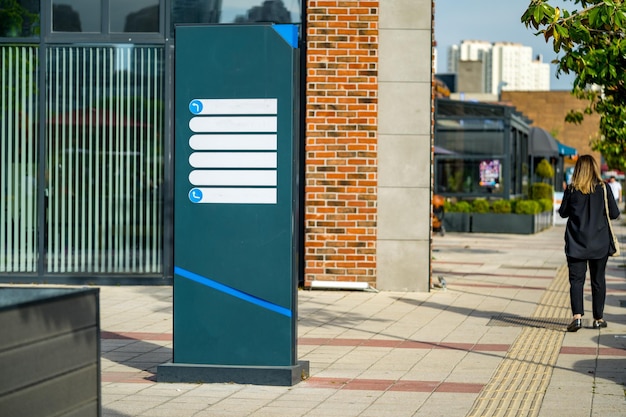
[101, 331, 171, 379]
[102, 408, 131, 417]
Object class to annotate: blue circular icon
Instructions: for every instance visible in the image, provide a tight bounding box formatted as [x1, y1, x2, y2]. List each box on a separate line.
[189, 188, 203, 203]
[189, 100, 203, 114]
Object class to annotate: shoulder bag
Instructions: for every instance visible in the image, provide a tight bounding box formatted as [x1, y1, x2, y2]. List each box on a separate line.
[602, 183, 621, 257]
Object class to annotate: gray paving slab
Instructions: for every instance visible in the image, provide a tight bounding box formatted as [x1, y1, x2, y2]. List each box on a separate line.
[4, 219, 626, 416]
[96, 221, 625, 417]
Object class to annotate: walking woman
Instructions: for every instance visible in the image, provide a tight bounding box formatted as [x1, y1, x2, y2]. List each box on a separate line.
[558, 155, 620, 332]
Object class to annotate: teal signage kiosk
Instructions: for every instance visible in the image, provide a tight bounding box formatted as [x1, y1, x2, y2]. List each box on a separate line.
[157, 24, 308, 386]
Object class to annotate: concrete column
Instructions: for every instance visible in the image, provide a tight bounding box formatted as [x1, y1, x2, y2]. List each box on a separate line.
[377, 0, 433, 291]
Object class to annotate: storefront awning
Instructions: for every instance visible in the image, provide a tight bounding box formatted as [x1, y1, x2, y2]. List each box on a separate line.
[557, 141, 577, 156]
[529, 126, 559, 157]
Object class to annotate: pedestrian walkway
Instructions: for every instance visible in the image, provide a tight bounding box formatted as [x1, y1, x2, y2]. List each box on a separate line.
[97, 220, 625, 416]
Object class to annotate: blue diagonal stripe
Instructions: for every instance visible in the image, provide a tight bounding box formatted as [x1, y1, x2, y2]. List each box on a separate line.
[174, 266, 292, 318]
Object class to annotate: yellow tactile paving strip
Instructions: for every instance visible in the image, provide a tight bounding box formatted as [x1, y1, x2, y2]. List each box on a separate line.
[467, 265, 571, 417]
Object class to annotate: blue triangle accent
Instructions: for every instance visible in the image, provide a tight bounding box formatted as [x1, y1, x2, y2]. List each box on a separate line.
[272, 24, 299, 49]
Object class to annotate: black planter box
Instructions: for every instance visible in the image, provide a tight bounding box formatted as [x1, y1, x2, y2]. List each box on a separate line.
[443, 212, 471, 232]
[471, 212, 553, 234]
[0, 287, 100, 417]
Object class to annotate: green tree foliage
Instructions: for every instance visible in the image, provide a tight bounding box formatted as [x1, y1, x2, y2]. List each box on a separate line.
[522, 0, 626, 171]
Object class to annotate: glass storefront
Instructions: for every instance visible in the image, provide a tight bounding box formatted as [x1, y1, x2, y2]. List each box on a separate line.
[434, 99, 530, 199]
[0, 0, 303, 281]
[0, 45, 39, 272]
[45, 45, 164, 273]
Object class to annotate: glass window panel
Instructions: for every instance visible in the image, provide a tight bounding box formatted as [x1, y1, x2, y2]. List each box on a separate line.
[52, 0, 101, 33]
[171, 0, 302, 35]
[511, 128, 529, 196]
[0, 1, 40, 37]
[46, 45, 164, 274]
[110, 0, 160, 33]
[228, 0, 300, 23]
[436, 130, 504, 155]
[0, 45, 39, 272]
[435, 158, 504, 196]
[436, 118, 504, 131]
[437, 99, 505, 117]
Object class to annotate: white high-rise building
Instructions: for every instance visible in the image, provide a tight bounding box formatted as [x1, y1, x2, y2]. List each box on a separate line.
[530, 55, 550, 91]
[447, 45, 458, 73]
[447, 40, 491, 73]
[446, 40, 550, 94]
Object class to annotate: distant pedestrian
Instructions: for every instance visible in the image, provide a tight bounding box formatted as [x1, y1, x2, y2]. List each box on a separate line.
[607, 176, 622, 206]
[558, 155, 620, 332]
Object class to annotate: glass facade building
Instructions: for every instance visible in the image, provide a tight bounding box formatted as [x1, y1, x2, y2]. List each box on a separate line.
[0, 0, 302, 282]
[434, 99, 531, 199]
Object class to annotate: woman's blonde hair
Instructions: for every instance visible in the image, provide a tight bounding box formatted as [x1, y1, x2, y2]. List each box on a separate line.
[570, 155, 602, 194]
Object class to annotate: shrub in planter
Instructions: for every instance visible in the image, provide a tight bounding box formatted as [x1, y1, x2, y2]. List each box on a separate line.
[515, 200, 541, 215]
[492, 199, 512, 214]
[471, 198, 490, 213]
[536, 158, 555, 181]
[531, 182, 554, 200]
[537, 198, 553, 212]
[449, 201, 471, 213]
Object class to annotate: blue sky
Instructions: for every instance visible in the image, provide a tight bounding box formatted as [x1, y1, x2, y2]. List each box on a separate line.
[434, 0, 576, 91]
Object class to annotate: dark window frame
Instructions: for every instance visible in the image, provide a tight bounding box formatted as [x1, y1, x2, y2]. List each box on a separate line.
[45, 0, 166, 44]
[0, 0, 307, 281]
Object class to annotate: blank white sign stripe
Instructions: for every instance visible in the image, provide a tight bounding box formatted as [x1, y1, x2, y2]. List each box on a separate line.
[189, 170, 277, 186]
[189, 134, 277, 150]
[189, 116, 277, 133]
[194, 188, 277, 204]
[189, 152, 277, 168]
[191, 98, 277, 115]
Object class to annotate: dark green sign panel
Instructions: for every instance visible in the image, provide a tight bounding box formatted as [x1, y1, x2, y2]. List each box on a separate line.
[159, 24, 307, 385]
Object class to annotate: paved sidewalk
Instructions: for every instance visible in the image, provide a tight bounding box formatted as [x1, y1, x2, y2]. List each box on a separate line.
[94, 220, 624, 416]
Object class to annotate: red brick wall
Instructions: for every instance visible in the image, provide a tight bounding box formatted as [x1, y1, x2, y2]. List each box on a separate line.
[304, 1, 379, 287]
[500, 91, 602, 163]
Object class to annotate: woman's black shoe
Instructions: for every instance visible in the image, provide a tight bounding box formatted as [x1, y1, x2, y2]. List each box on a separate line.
[567, 318, 582, 332]
[592, 319, 607, 329]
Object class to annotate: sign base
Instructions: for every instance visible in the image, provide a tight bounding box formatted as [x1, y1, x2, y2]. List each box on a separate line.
[157, 361, 309, 387]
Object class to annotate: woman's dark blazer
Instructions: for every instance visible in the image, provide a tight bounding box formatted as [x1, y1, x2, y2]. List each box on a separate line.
[558, 182, 620, 259]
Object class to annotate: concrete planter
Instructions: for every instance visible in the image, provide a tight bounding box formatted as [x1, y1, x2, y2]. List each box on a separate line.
[471, 211, 553, 234]
[443, 212, 471, 232]
[0, 287, 100, 417]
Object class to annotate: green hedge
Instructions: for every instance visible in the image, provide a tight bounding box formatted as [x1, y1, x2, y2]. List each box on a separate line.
[530, 182, 554, 200]
[448, 201, 471, 213]
[491, 199, 512, 213]
[445, 197, 551, 214]
[514, 199, 542, 215]
[471, 198, 490, 213]
[537, 198, 553, 212]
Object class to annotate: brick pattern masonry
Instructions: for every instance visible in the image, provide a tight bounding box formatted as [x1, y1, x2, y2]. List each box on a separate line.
[304, 1, 379, 287]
